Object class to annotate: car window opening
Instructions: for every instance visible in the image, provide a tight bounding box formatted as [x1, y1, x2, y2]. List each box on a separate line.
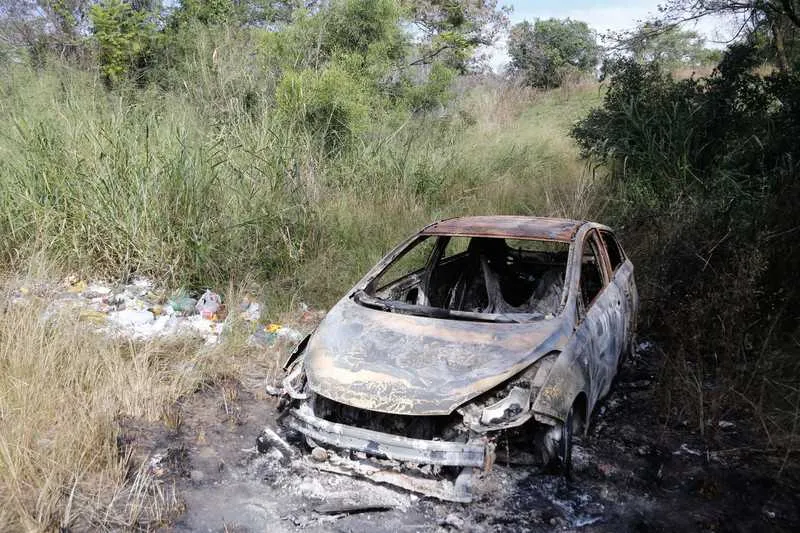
[361, 236, 570, 321]
[579, 233, 606, 309]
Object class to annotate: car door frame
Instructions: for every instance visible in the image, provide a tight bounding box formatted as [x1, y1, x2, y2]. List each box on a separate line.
[571, 226, 626, 413]
[599, 229, 638, 359]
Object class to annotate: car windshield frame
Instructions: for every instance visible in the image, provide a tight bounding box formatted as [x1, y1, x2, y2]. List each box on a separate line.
[353, 233, 572, 323]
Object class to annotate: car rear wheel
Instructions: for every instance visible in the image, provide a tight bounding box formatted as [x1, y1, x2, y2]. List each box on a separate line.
[619, 330, 636, 371]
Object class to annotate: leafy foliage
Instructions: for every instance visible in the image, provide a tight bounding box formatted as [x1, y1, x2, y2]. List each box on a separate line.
[403, 0, 509, 71]
[89, 0, 155, 85]
[170, 0, 235, 27]
[625, 23, 719, 67]
[276, 65, 371, 150]
[508, 18, 599, 88]
[648, 0, 800, 71]
[572, 46, 800, 441]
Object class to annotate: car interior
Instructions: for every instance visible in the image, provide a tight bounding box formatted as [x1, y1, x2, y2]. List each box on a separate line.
[367, 236, 570, 316]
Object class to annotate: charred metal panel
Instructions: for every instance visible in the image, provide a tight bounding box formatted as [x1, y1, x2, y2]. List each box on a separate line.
[531, 223, 636, 426]
[287, 404, 486, 467]
[305, 455, 475, 503]
[422, 216, 583, 242]
[303, 298, 571, 415]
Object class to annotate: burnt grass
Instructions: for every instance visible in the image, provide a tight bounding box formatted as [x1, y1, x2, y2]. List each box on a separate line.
[119, 343, 800, 532]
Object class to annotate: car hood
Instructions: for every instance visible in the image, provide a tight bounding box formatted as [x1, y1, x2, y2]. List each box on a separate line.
[303, 297, 571, 416]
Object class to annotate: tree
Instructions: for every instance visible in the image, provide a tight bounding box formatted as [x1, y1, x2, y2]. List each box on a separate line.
[169, 0, 234, 26]
[0, 0, 94, 57]
[90, 0, 154, 85]
[508, 18, 600, 88]
[651, 0, 800, 71]
[401, 0, 509, 72]
[627, 22, 718, 67]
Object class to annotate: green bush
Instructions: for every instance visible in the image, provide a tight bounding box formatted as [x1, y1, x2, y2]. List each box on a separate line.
[572, 47, 800, 446]
[89, 0, 155, 85]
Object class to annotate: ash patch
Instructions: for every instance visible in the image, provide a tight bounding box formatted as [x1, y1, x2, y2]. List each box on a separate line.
[122, 341, 799, 532]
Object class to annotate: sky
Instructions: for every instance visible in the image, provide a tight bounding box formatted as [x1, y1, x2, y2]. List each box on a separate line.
[487, 0, 743, 71]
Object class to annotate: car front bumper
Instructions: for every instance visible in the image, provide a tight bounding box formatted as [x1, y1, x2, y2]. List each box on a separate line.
[286, 403, 487, 468]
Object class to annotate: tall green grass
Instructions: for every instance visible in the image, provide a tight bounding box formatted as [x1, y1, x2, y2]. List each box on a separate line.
[0, 51, 601, 308]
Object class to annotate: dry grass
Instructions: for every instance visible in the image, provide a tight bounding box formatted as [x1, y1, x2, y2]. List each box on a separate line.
[0, 281, 282, 531]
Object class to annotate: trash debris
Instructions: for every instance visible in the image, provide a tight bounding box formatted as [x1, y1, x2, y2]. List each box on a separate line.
[257, 427, 295, 460]
[195, 290, 222, 320]
[169, 296, 197, 316]
[248, 327, 277, 347]
[277, 325, 304, 342]
[255, 434, 271, 454]
[79, 309, 107, 324]
[265, 383, 283, 396]
[14, 276, 311, 348]
[109, 309, 155, 327]
[147, 453, 167, 477]
[441, 513, 465, 530]
[241, 301, 261, 322]
[66, 279, 88, 293]
[674, 443, 703, 456]
[86, 283, 112, 297]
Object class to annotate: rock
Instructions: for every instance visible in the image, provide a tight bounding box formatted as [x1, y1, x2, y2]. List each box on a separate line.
[190, 469, 205, 482]
[255, 434, 270, 454]
[311, 446, 328, 462]
[442, 513, 465, 530]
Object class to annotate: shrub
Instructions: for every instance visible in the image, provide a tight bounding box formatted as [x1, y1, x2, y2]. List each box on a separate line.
[89, 0, 155, 85]
[572, 47, 800, 448]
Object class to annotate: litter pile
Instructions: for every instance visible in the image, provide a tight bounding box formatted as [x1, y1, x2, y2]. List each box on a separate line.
[10, 276, 309, 346]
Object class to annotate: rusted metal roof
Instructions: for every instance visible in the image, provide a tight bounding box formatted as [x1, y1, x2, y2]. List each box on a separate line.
[421, 216, 584, 242]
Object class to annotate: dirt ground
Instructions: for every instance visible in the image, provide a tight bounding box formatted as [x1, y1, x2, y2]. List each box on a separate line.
[120, 343, 800, 533]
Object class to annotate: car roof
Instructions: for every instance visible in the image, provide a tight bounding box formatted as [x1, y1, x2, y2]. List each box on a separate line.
[421, 216, 585, 242]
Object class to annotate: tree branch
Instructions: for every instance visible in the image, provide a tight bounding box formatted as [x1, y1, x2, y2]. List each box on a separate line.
[408, 44, 452, 66]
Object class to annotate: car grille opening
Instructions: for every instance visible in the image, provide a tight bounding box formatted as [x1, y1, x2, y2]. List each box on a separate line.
[312, 394, 464, 441]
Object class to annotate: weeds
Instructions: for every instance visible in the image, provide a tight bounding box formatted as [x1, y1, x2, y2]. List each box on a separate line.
[0, 281, 284, 531]
[0, 55, 599, 308]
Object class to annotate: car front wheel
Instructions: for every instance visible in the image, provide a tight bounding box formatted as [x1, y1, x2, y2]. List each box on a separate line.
[557, 405, 575, 479]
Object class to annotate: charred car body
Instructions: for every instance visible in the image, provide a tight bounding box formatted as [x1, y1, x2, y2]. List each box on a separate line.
[279, 216, 638, 501]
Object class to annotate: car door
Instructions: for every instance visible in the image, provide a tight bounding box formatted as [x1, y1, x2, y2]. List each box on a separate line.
[575, 229, 622, 407]
[600, 230, 637, 357]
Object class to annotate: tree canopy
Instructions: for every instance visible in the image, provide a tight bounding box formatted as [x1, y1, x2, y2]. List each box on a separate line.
[626, 22, 719, 67]
[644, 0, 800, 71]
[507, 18, 600, 88]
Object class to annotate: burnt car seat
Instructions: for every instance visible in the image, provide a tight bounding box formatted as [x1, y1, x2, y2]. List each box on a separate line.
[446, 238, 507, 312]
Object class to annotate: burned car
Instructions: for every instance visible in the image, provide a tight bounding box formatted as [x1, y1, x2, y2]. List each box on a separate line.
[279, 216, 638, 501]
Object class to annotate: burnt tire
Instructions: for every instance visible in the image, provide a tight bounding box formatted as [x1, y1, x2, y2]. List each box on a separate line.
[557, 405, 575, 480]
[539, 403, 577, 479]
